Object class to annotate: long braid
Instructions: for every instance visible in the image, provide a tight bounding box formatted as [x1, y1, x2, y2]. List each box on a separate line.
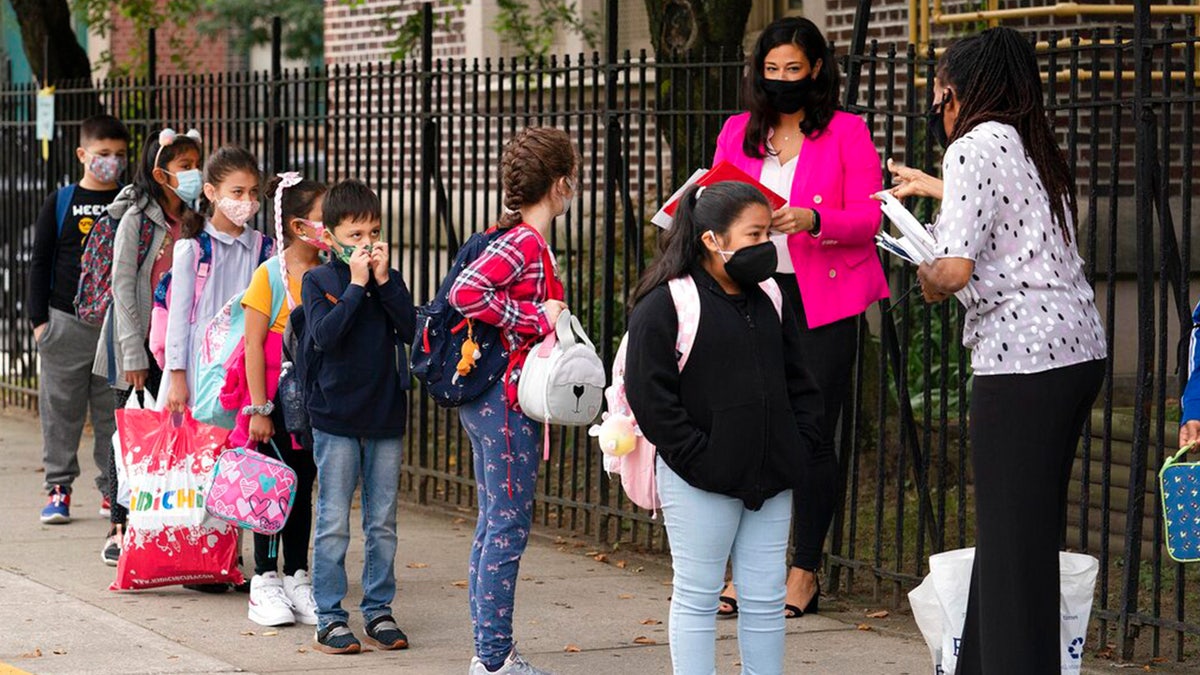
[940, 27, 1077, 244]
[498, 127, 578, 229]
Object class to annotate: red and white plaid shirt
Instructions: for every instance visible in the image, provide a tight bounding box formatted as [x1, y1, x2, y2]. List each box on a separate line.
[449, 223, 564, 404]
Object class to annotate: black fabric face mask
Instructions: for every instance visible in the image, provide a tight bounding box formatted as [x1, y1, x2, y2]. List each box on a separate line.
[760, 77, 815, 115]
[722, 241, 778, 287]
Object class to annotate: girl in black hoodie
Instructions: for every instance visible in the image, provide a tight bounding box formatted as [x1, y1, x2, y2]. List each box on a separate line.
[625, 181, 822, 674]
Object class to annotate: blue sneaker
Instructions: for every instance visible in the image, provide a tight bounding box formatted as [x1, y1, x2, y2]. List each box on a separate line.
[41, 486, 71, 524]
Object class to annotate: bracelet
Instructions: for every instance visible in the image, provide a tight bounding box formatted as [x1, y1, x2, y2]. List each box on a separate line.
[809, 208, 822, 237]
[242, 401, 275, 417]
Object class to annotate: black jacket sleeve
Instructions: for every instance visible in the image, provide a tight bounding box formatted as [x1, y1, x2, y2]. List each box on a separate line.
[780, 300, 824, 460]
[624, 285, 707, 465]
[303, 268, 364, 353]
[377, 271, 416, 344]
[26, 191, 59, 328]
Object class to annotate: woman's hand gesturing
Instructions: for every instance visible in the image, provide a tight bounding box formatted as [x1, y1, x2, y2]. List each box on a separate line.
[887, 158, 944, 201]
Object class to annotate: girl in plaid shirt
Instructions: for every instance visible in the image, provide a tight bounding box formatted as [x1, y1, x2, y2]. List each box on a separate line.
[449, 127, 576, 675]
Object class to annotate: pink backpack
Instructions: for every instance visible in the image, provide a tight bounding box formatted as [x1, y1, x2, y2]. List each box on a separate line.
[599, 275, 783, 513]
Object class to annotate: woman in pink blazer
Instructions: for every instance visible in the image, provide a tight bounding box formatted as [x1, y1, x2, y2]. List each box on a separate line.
[713, 16, 888, 619]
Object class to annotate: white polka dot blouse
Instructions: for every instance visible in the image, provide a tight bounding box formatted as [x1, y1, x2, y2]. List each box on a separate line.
[933, 121, 1108, 375]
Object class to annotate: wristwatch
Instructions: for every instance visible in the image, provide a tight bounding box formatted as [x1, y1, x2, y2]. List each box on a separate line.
[242, 401, 275, 417]
[809, 208, 822, 237]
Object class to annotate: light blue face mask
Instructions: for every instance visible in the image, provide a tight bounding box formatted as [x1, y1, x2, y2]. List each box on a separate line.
[164, 168, 203, 203]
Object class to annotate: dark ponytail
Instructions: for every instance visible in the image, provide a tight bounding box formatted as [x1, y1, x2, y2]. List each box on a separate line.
[630, 181, 770, 309]
[180, 146, 261, 239]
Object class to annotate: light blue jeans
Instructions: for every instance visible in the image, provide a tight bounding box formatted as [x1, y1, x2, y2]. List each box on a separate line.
[657, 456, 792, 675]
[311, 430, 403, 630]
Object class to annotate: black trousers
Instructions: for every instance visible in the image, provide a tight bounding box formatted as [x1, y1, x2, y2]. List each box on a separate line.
[109, 346, 163, 528]
[251, 399, 317, 577]
[773, 273, 859, 571]
[955, 358, 1105, 675]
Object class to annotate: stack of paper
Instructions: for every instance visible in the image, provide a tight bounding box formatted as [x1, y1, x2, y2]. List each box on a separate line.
[874, 191, 980, 306]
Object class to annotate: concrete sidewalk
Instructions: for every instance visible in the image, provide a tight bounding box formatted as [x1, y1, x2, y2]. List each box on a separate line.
[0, 409, 942, 674]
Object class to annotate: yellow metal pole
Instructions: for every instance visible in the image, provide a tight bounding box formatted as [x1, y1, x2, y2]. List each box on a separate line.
[910, 0, 920, 48]
[933, 2, 1200, 26]
[921, 0, 931, 53]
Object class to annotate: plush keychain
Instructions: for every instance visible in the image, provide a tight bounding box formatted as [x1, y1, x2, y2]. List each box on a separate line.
[588, 412, 638, 457]
[453, 321, 482, 384]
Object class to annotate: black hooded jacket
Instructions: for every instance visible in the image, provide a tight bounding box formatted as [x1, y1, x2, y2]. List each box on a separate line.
[624, 266, 823, 509]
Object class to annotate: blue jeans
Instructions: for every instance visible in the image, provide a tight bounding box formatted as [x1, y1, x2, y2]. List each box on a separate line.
[311, 430, 403, 630]
[657, 456, 792, 675]
[459, 379, 542, 669]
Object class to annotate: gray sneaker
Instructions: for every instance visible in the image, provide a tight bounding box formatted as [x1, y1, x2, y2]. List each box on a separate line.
[468, 645, 553, 675]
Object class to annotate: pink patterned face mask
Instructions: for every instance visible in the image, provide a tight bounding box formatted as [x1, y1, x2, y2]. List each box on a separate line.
[294, 218, 330, 252]
[216, 197, 261, 227]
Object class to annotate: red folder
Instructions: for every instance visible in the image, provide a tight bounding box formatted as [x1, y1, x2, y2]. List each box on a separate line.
[651, 160, 789, 228]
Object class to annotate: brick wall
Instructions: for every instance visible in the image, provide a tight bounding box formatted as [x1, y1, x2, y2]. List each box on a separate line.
[106, 1, 238, 76]
[323, 0, 466, 64]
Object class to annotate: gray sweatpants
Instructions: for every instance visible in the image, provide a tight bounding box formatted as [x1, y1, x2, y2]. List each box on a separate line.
[38, 308, 115, 494]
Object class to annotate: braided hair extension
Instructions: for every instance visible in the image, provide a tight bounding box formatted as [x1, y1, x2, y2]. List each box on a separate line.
[498, 127, 579, 228]
[939, 27, 1077, 244]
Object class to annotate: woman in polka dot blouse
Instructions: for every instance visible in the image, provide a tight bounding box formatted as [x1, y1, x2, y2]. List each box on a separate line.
[890, 28, 1107, 674]
[711, 16, 888, 621]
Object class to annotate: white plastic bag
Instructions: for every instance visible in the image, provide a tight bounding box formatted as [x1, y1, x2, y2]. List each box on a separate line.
[910, 547, 1099, 675]
[112, 389, 155, 508]
[907, 576, 944, 671]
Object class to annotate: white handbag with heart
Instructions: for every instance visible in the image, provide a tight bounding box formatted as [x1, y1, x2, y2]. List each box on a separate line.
[517, 309, 605, 427]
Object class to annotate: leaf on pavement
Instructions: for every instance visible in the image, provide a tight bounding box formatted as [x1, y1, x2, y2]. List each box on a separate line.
[20, 648, 43, 658]
[592, 553, 609, 563]
[856, 623, 873, 631]
[406, 562, 429, 569]
[866, 610, 890, 619]
[564, 644, 582, 652]
[640, 618, 663, 625]
[452, 580, 469, 588]
[618, 593, 634, 600]
[633, 636, 657, 645]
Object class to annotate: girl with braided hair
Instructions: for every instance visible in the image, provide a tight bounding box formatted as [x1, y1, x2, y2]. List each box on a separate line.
[449, 127, 574, 675]
[890, 27, 1106, 673]
[228, 172, 326, 626]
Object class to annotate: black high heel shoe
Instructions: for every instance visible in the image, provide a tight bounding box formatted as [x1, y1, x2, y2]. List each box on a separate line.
[784, 576, 820, 619]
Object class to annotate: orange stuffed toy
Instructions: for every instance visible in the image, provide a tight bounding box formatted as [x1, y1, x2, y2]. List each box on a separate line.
[453, 322, 482, 384]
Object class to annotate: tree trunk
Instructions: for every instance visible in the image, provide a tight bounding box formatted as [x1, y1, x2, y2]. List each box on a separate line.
[644, 0, 751, 185]
[9, 0, 93, 85]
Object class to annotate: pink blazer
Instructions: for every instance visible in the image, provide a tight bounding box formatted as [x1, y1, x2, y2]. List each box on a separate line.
[713, 110, 889, 328]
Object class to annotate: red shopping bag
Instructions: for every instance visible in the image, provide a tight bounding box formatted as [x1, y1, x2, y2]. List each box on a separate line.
[111, 408, 244, 590]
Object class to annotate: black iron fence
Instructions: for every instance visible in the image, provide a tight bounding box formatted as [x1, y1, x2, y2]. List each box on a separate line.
[1, 7, 1198, 664]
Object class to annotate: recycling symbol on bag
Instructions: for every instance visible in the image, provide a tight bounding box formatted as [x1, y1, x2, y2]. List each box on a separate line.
[1067, 636, 1085, 659]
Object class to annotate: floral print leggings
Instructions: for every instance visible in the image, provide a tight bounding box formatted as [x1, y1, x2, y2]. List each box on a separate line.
[459, 378, 542, 668]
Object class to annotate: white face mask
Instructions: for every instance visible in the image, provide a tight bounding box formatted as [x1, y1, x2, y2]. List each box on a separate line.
[216, 197, 260, 227]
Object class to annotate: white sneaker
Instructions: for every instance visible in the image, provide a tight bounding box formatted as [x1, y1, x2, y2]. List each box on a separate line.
[248, 573, 295, 626]
[468, 645, 554, 675]
[283, 570, 318, 625]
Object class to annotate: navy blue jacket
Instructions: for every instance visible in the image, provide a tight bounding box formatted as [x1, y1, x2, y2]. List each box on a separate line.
[300, 259, 416, 438]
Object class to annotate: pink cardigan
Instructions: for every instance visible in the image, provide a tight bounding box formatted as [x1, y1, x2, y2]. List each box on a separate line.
[713, 110, 889, 328]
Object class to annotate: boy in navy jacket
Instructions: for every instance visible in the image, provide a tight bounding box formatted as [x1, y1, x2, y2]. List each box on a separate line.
[300, 179, 415, 655]
[27, 114, 129, 525]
